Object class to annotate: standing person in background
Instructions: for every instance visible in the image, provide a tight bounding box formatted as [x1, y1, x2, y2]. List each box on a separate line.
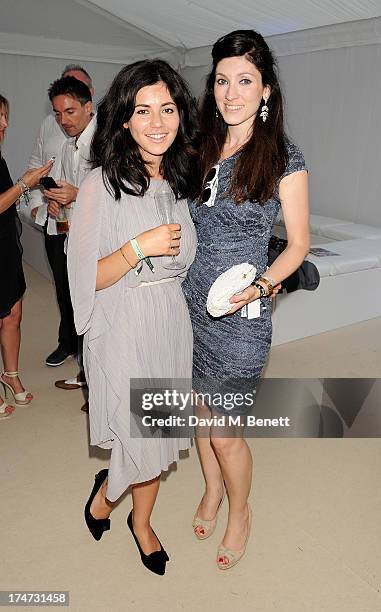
[0, 94, 52, 418]
[42, 76, 96, 398]
[29, 65, 94, 369]
[182, 29, 309, 570]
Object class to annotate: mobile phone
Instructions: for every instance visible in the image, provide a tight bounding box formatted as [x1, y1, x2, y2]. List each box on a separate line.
[40, 176, 60, 189]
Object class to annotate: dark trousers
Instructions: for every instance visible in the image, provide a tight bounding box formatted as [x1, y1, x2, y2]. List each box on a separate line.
[44, 225, 77, 354]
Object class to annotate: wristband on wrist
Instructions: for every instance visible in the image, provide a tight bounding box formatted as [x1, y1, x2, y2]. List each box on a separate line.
[130, 237, 155, 274]
[130, 238, 145, 261]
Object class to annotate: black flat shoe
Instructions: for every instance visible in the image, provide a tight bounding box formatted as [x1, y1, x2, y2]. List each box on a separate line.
[127, 510, 169, 575]
[84, 469, 110, 541]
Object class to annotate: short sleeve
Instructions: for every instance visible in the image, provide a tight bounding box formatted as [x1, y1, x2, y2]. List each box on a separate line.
[281, 141, 307, 180]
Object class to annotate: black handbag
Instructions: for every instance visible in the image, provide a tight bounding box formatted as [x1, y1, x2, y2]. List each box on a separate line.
[267, 235, 320, 293]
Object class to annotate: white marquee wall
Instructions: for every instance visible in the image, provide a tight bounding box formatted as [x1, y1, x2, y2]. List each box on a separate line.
[181, 19, 381, 226]
[0, 54, 121, 179]
[1, 18, 380, 229]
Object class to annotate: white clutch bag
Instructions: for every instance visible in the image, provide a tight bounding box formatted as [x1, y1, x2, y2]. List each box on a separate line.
[206, 263, 257, 318]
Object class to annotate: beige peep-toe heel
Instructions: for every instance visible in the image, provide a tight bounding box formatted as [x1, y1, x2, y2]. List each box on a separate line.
[216, 503, 252, 570]
[0, 397, 15, 419]
[1, 371, 33, 406]
[193, 489, 226, 540]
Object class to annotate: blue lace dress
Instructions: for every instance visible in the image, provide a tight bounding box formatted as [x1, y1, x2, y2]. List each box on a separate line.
[182, 142, 306, 415]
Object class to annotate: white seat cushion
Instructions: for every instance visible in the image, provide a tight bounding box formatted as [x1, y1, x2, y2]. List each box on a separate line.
[322, 223, 381, 241]
[276, 211, 351, 235]
[309, 214, 353, 235]
[306, 238, 381, 276]
[305, 254, 332, 278]
[273, 224, 336, 245]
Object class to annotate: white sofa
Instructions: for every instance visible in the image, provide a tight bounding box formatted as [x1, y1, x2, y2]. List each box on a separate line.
[272, 214, 381, 345]
[20, 206, 381, 346]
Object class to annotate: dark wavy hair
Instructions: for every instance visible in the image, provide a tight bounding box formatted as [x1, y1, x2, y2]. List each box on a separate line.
[48, 76, 92, 104]
[199, 29, 288, 204]
[91, 59, 199, 200]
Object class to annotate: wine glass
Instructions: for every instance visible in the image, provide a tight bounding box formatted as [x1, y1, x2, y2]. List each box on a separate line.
[154, 183, 183, 270]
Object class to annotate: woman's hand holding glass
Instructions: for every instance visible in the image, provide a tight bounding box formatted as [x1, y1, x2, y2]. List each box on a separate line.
[154, 186, 183, 269]
[135, 223, 182, 259]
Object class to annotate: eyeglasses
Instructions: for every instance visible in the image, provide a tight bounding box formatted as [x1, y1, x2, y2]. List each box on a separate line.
[200, 164, 219, 207]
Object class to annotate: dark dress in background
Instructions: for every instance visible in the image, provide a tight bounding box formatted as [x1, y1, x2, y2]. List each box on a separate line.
[0, 155, 26, 318]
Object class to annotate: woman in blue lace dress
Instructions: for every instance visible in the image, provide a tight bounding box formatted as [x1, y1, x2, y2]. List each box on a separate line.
[182, 30, 309, 569]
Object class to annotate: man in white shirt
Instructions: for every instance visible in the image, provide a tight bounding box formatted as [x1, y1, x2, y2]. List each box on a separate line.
[41, 76, 96, 396]
[29, 65, 94, 368]
[44, 77, 95, 217]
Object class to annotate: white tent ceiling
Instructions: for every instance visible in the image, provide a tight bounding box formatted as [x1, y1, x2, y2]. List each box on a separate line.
[0, 0, 380, 64]
[86, 0, 381, 48]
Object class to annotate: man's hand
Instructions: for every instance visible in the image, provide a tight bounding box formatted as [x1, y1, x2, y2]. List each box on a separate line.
[31, 207, 38, 220]
[43, 180, 78, 206]
[47, 199, 60, 217]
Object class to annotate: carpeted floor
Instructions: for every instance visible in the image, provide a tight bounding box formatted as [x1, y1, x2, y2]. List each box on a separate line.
[1, 264, 380, 612]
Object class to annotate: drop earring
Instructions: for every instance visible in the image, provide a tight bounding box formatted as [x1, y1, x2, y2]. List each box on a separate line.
[260, 98, 269, 123]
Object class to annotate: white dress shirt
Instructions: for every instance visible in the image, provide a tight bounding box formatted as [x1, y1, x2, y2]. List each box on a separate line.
[28, 114, 68, 235]
[60, 115, 96, 229]
[61, 115, 97, 252]
[61, 115, 96, 189]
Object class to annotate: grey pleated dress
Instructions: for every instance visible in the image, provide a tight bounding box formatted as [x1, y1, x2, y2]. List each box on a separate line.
[182, 141, 306, 415]
[67, 168, 197, 502]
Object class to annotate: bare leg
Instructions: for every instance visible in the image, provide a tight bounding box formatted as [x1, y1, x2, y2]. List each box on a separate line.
[193, 400, 225, 536]
[210, 419, 252, 565]
[131, 476, 162, 555]
[89, 475, 115, 520]
[90, 473, 162, 555]
[0, 314, 13, 411]
[0, 300, 32, 400]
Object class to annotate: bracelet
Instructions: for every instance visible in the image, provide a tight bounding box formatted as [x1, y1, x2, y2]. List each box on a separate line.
[17, 177, 29, 194]
[252, 281, 267, 299]
[262, 274, 276, 288]
[119, 246, 136, 269]
[130, 237, 155, 274]
[258, 276, 274, 296]
[16, 178, 31, 205]
[16, 181, 24, 197]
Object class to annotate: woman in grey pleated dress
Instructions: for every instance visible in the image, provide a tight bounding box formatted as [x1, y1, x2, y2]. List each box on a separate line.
[182, 30, 309, 570]
[67, 60, 198, 575]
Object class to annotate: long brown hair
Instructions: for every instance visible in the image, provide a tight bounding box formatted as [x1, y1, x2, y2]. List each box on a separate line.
[199, 30, 288, 204]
